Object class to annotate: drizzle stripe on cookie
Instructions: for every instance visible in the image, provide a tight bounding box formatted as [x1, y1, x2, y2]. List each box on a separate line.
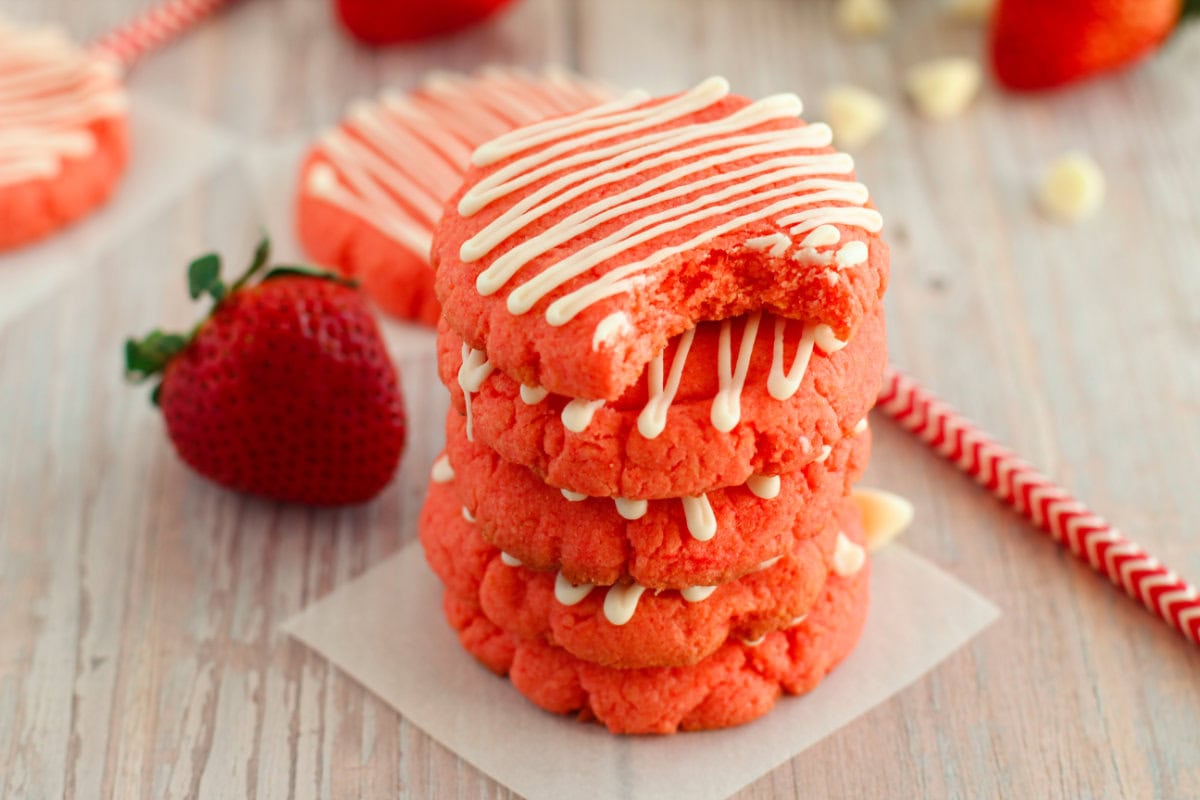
[0, 23, 127, 186]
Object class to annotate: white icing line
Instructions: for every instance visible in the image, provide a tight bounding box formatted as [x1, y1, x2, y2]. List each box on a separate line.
[681, 494, 717, 541]
[0, 25, 127, 187]
[591, 311, 633, 351]
[519, 383, 549, 404]
[768, 318, 817, 400]
[499, 551, 522, 567]
[744, 232, 791, 258]
[461, 506, 476, 522]
[561, 488, 587, 502]
[602, 583, 647, 626]
[711, 312, 762, 432]
[430, 454, 455, 483]
[637, 328, 695, 439]
[746, 474, 781, 500]
[554, 572, 594, 605]
[833, 532, 866, 576]
[756, 554, 783, 571]
[561, 398, 605, 432]
[613, 497, 648, 520]
[680, 585, 717, 602]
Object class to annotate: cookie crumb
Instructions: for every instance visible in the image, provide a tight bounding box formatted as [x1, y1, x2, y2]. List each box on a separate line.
[1039, 152, 1105, 223]
[824, 85, 887, 150]
[905, 57, 981, 120]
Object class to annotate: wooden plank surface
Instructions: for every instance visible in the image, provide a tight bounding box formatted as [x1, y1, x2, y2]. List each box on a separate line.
[1, 0, 1198, 797]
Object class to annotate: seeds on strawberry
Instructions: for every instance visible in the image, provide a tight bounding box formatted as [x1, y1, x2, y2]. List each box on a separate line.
[125, 235, 407, 506]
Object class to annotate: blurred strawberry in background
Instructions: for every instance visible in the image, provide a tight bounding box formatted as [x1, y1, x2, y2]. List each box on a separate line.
[990, 0, 1195, 90]
[335, 0, 517, 44]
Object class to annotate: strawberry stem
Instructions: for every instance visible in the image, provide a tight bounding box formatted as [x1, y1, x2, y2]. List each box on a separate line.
[124, 232, 359, 406]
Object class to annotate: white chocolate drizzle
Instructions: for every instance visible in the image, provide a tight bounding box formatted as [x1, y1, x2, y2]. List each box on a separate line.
[788, 613, 809, 627]
[591, 311, 633, 351]
[430, 454, 455, 483]
[853, 417, 869, 435]
[456, 76, 882, 325]
[461, 506, 476, 522]
[464, 308, 846, 443]
[740, 634, 767, 647]
[554, 572, 594, 605]
[681, 494, 717, 541]
[458, 345, 494, 441]
[0, 23, 128, 187]
[519, 383, 549, 404]
[613, 497, 648, 520]
[680, 585, 717, 602]
[711, 312, 762, 432]
[744, 232, 791, 258]
[746, 474, 781, 500]
[832, 532, 866, 577]
[602, 583, 647, 626]
[304, 67, 613, 259]
[499, 551, 522, 567]
[561, 398, 605, 432]
[756, 554, 784, 572]
[637, 328, 696, 438]
[816, 445, 833, 463]
[561, 488, 587, 501]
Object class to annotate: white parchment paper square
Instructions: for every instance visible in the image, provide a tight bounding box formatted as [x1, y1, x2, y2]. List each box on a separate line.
[0, 97, 236, 331]
[285, 541, 999, 800]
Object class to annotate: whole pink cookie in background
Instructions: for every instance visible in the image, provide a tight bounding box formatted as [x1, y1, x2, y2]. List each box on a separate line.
[0, 19, 129, 251]
[295, 67, 614, 324]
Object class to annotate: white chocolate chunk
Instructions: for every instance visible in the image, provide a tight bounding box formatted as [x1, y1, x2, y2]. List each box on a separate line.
[836, 0, 893, 36]
[942, 0, 995, 22]
[823, 85, 888, 150]
[905, 57, 981, 120]
[851, 487, 915, 552]
[1039, 152, 1105, 223]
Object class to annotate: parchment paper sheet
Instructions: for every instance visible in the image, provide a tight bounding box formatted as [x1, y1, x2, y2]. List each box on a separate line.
[285, 541, 999, 800]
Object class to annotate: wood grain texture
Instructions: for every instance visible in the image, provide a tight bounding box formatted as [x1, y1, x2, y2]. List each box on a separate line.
[1, 0, 1198, 798]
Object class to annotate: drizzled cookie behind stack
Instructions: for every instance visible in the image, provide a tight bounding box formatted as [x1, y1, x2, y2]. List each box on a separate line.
[418, 77, 890, 734]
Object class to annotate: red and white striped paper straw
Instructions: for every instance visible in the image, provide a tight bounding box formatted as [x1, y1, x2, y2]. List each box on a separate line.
[877, 364, 1200, 646]
[89, 0, 234, 72]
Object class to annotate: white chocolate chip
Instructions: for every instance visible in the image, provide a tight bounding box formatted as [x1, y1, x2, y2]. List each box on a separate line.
[823, 85, 888, 150]
[905, 57, 981, 120]
[942, 0, 995, 22]
[1038, 152, 1105, 223]
[836, 0, 894, 36]
[851, 488, 915, 552]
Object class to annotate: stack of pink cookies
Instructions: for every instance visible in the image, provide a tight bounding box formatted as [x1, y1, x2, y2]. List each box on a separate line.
[418, 77, 890, 734]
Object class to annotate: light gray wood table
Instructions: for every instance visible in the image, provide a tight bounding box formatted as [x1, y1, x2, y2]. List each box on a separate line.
[2, 0, 1198, 797]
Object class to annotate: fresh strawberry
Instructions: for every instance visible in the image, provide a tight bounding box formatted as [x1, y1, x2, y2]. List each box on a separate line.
[334, 0, 516, 45]
[989, 0, 1184, 90]
[125, 236, 406, 506]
